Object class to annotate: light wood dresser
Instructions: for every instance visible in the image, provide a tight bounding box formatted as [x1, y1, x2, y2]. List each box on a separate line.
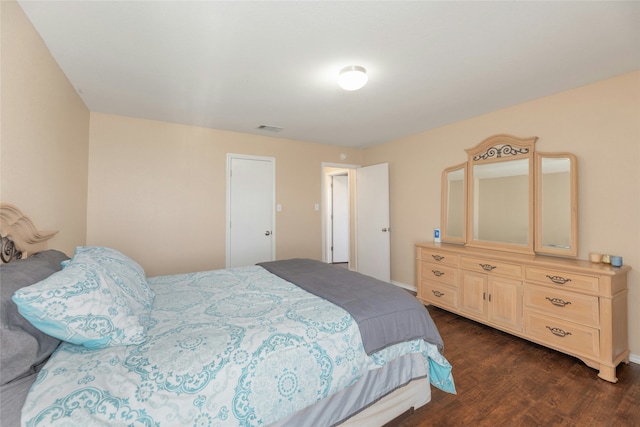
[416, 242, 630, 383]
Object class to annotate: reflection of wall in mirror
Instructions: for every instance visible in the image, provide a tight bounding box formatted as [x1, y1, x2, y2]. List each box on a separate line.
[446, 180, 464, 238]
[476, 175, 528, 244]
[541, 171, 571, 248]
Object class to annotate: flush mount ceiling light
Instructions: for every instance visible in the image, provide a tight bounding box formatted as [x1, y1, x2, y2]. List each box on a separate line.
[338, 65, 368, 91]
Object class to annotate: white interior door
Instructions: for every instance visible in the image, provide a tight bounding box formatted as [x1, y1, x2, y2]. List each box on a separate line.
[331, 174, 349, 263]
[356, 163, 390, 282]
[226, 155, 275, 267]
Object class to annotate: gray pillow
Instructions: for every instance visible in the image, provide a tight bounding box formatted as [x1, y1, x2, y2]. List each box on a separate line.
[0, 250, 69, 386]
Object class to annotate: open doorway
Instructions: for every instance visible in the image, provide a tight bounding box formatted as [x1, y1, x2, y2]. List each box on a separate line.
[322, 163, 358, 270]
[329, 173, 349, 265]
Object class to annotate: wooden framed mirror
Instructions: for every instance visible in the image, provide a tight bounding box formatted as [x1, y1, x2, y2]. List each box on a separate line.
[439, 134, 579, 258]
[441, 162, 467, 244]
[465, 134, 537, 254]
[535, 152, 578, 257]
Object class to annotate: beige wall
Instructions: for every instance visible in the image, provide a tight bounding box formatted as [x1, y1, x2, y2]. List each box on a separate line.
[87, 113, 363, 277]
[363, 71, 640, 357]
[0, 0, 89, 255]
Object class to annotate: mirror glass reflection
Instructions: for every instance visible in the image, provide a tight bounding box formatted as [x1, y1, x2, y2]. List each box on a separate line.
[539, 157, 572, 250]
[444, 167, 465, 240]
[473, 159, 529, 245]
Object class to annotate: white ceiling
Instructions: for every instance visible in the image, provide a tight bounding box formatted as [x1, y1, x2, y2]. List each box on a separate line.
[17, 1, 640, 148]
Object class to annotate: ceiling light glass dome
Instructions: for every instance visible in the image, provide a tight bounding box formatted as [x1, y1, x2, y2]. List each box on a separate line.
[338, 65, 368, 91]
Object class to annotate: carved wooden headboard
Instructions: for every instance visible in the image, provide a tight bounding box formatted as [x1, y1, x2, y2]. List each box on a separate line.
[0, 204, 58, 263]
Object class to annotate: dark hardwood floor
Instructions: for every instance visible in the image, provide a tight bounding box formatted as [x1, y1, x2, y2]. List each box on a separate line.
[397, 306, 640, 427]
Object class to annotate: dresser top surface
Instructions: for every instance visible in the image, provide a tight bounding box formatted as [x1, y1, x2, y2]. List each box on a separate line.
[416, 242, 631, 276]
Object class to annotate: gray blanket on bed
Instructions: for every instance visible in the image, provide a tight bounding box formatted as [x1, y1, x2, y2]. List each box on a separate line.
[258, 258, 444, 355]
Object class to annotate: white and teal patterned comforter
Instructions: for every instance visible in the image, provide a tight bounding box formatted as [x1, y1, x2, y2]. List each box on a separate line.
[21, 266, 453, 426]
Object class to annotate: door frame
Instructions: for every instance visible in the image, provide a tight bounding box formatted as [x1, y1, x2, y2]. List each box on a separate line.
[321, 162, 359, 268]
[226, 153, 276, 267]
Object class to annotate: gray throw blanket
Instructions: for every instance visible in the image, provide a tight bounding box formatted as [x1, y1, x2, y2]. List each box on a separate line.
[258, 259, 444, 355]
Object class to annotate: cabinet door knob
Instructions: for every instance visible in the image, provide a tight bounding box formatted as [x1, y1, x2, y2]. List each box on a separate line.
[432, 255, 444, 262]
[431, 290, 445, 298]
[432, 270, 444, 277]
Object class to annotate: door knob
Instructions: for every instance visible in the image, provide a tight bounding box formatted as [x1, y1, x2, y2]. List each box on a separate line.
[265, 231, 271, 236]
[381, 228, 390, 232]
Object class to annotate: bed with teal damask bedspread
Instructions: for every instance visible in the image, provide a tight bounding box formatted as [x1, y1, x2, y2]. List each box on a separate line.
[15, 249, 455, 426]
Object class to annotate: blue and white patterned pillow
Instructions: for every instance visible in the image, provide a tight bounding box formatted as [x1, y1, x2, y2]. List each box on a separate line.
[12, 247, 154, 349]
[66, 246, 155, 309]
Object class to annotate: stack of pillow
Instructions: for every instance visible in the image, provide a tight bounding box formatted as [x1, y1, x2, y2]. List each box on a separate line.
[12, 246, 155, 349]
[2, 246, 154, 427]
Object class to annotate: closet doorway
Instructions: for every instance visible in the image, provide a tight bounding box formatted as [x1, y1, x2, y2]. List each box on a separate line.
[322, 163, 357, 269]
[328, 173, 349, 264]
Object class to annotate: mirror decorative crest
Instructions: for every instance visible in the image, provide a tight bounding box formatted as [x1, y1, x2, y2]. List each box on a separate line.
[440, 134, 578, 258]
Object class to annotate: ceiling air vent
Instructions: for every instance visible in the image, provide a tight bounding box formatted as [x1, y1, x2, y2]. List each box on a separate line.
[257, 124, 284, 133]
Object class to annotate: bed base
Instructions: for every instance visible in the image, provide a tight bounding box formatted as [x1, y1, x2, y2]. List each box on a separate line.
[340, 377, 430, 426]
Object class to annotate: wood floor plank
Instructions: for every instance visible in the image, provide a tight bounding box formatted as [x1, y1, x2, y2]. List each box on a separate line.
[396, 306, 640, 427]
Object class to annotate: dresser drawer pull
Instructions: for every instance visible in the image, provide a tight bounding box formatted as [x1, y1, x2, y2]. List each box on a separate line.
[545, 297, 572, 307]
[546, 326, 572, 337]
[431, 255, 445, 262]
[546, 275, 572, 285]
[479, 263, 497, 271]
[431, 290, 445, 298]
[431, 270, 445, 277]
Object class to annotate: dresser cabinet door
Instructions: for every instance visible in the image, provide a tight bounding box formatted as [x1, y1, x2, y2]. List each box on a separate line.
[488, 276, 523, 332]
[460, 271, 487, 318]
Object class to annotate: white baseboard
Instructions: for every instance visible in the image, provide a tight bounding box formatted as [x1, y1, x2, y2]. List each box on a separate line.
[391, 280, 639, 366]
[391, 280, 416, 292]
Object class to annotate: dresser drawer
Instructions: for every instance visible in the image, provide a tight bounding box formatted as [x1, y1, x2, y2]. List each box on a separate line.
[420, 248, 459, 266]
[460, 256, 522, 279]
[524, 311, 599, 358]
[419, 282, 458, 309]
[422, 262, 457, 286]
[525, 267, 599, 294]
[524, 284, 599, 327]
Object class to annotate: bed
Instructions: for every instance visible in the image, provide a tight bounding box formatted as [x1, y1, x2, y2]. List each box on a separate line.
[1, 204, 455, 426]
